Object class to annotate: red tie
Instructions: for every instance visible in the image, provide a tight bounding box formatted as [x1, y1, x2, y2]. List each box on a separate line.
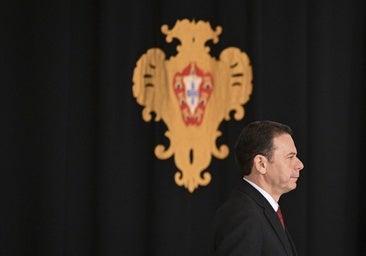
[277, 207, 285, 229]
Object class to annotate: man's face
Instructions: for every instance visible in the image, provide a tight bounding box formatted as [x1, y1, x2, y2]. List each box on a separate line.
[265, 133, 304, 195]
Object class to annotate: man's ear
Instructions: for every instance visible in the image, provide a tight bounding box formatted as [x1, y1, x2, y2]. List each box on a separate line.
[253, 155, 267, 174]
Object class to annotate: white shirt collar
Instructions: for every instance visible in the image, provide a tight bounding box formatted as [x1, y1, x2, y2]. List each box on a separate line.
[243, 177, 279, 212]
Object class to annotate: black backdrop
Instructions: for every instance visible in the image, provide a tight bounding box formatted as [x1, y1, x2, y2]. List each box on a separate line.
[1, 0, 365, 256]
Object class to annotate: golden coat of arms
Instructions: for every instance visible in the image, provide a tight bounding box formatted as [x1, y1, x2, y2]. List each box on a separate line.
[132, 19, 253, 192]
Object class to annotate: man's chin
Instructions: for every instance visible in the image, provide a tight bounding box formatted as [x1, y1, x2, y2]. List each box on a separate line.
[289, 182, 297, 190]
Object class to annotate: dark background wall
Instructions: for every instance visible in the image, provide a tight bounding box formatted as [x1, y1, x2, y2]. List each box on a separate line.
[1, 0, 365, 255]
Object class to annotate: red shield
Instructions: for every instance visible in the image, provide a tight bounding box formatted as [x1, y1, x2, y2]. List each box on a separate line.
[173, 63, 214, 126]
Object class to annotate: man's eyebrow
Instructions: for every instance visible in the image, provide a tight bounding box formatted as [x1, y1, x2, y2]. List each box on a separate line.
[287, 152, 297, 157]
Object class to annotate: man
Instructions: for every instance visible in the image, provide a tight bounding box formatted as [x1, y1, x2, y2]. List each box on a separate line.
[210, 120, 304, 256]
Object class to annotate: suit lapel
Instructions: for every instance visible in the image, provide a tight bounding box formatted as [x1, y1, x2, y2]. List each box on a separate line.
[263, 206, 295, 256]
[238, 180, 295, 256]
[286, 229, 298, 256]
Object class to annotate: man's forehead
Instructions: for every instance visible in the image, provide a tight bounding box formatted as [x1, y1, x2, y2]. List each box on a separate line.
[273, 134, 296, 152]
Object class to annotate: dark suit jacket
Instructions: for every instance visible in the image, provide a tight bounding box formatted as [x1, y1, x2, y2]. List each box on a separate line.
[210, 179, 298, 256]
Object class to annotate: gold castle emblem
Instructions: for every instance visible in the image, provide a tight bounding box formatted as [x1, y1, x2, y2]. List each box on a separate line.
[132, 19, 253, 192]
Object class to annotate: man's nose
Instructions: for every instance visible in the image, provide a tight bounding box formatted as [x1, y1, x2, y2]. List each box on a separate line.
[297, 158, 304, 171]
